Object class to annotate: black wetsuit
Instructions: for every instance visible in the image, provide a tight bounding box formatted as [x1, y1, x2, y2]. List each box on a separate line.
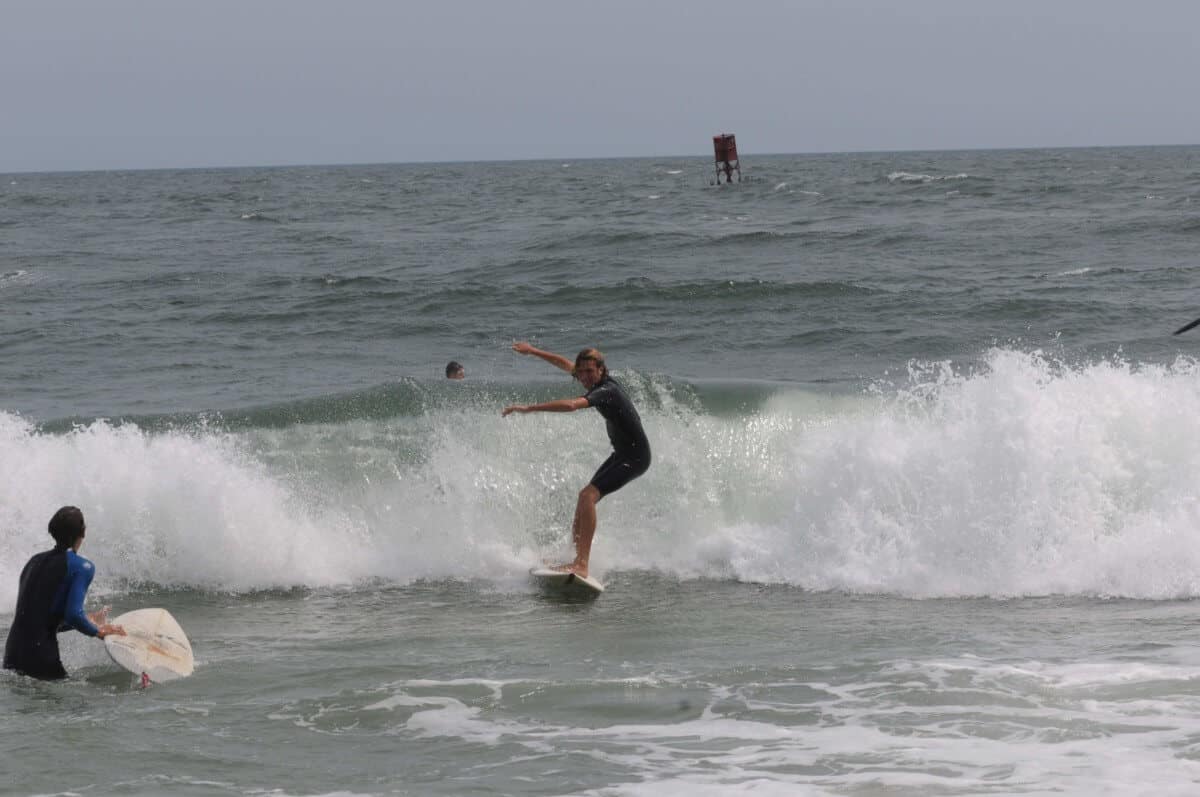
[584, 375, 651, 496]
[3, 547, 100, 680]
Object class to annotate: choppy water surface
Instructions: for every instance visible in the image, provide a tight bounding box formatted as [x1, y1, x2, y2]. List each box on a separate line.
[4, 147, 1200, 794]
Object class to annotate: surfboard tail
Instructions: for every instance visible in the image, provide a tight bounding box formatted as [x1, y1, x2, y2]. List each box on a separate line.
[530, 566, 605, 596]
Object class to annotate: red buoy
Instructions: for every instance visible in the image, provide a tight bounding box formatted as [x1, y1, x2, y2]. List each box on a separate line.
[713, 134, 741, 184]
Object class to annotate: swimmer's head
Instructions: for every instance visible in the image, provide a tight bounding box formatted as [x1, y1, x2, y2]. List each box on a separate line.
[445, 361, 465, 380]
[48, 506, 86, 550]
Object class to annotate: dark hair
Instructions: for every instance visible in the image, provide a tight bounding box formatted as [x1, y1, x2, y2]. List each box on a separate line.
[573, 348, 607, 378]
[48, 506, 86, 549]
[445, 361, 464, 378]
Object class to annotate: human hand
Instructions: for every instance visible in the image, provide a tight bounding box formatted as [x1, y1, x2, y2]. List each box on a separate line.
[512, 341, 536, 355]
[502, 405, 527, 417]
[97, 623, 126, 639]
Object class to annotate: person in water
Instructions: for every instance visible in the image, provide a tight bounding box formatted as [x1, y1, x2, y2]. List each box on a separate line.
[3, 506, 125, 680]
[445, 361, 465, 380]
[502, 342, 651, 577]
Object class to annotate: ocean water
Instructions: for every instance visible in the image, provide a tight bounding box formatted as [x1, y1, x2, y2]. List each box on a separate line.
[3, 147, 1200, 795]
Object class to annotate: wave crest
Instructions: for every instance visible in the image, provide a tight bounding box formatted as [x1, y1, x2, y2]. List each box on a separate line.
[7, 352, 1200, 602]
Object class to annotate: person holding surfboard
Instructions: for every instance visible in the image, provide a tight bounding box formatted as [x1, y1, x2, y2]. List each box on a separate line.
[3, 506, 125, 680]
[503, 342, 651, 578]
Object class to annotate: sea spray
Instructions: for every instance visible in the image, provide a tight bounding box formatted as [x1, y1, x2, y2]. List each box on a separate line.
[6, 351, 1200, 602]
[766, 349, 1200, 597]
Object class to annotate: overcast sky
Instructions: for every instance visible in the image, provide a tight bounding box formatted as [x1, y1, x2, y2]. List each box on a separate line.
[3, 0, 1198, 173]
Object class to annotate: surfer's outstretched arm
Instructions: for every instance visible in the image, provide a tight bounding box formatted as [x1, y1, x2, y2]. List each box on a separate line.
[512, 341, 574, 374]
[502, 397, 589, 416]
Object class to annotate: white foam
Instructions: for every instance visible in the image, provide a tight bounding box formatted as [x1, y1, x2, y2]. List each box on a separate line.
[0, 414, 387, 603]
[888, 171, 972, 184]
[620, 351, 1200, 598]
[0, 269, 39, 290]
[8, 351, 1200, 599]
[345, 666, 1200, 796]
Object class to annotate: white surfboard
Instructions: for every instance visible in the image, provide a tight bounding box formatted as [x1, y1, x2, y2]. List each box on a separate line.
[530, 566, 605, 596]
[104, 608, 194, 683]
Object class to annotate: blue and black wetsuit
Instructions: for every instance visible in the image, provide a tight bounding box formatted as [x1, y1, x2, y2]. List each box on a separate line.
[3, 547, 100, 680]
[585, 375, 652, 496]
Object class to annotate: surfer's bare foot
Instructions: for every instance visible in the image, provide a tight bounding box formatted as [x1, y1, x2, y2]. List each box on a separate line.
[551, 562, 588, 578]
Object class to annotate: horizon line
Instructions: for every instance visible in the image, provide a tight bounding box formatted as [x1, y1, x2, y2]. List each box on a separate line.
[3, 141, 1197, 178]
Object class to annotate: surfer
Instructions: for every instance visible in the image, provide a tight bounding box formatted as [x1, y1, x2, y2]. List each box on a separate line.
[503, 342, 651, 577]
[445, 360, 465, 379]
[3, 507, 125, 680]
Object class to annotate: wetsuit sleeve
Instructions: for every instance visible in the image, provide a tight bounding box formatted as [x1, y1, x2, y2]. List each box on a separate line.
[60, 555, 99, 637]
[585, 382, 615, 410]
